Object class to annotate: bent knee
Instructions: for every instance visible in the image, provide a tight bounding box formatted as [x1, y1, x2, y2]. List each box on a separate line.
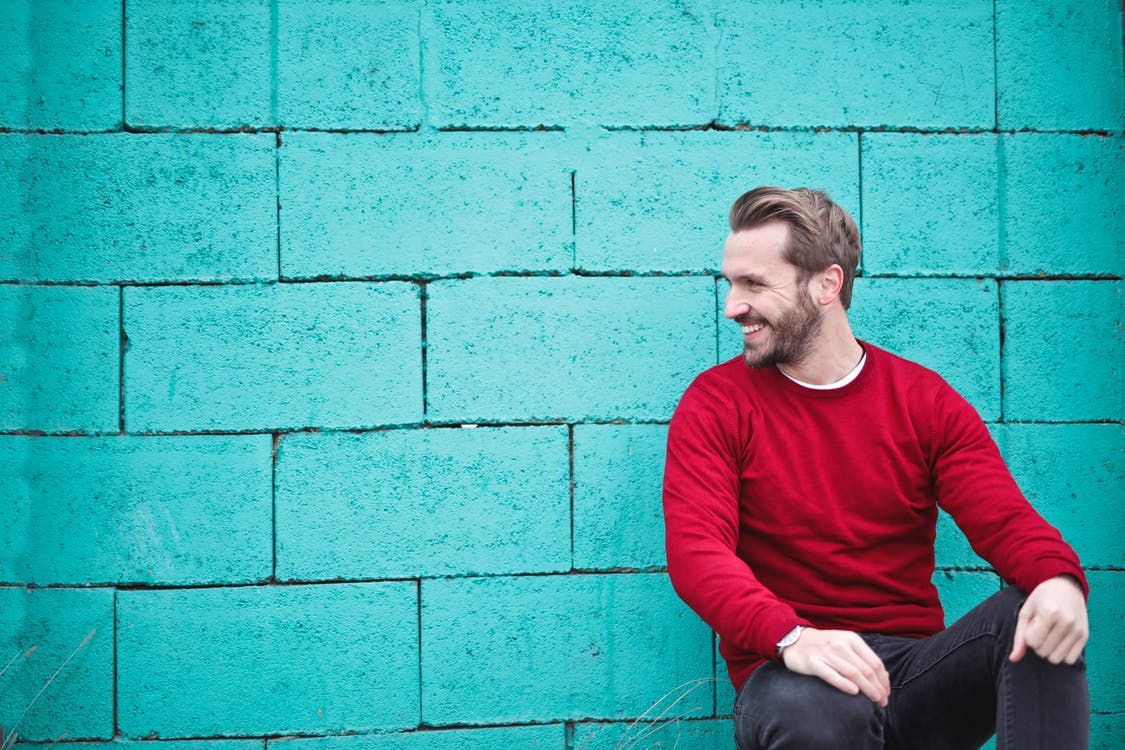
[736, 669, 883, 749]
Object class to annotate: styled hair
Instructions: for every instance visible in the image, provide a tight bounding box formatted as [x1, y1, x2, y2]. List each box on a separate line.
[728, 186, 861, 309]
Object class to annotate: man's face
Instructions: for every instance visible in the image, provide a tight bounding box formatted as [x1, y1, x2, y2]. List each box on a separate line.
[721, 222, 822, 369]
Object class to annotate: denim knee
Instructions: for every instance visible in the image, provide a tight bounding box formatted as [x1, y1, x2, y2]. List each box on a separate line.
[735, 664, 884, 750]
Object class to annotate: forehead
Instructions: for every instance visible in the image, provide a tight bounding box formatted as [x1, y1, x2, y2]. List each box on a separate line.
[721, 222, 797, 278]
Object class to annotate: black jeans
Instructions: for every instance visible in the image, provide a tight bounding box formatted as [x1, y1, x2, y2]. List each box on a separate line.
[733, 587, 1089, 749]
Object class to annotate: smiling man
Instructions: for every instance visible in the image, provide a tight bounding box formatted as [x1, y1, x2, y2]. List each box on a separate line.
[662, 187, 1090, 749]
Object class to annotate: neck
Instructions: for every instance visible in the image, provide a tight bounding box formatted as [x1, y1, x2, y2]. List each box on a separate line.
[776, 315, 864, 385]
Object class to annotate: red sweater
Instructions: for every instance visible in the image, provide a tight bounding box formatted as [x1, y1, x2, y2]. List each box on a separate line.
[663, 344, 1087, 690]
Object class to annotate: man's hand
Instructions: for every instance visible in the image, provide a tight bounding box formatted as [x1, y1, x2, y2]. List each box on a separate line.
[1010, 575, 1088, 665]
[780, 628, 890, 706]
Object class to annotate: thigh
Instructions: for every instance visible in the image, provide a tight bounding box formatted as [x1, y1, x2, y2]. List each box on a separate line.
[875, 586, 1026, 750]
[734, 661, 885, 750]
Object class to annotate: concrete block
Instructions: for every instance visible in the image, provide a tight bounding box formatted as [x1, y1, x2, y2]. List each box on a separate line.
[427, 277, 716, 422]
[572, 423, 669, 570]
[932, 570, 1000, 626]
[1001, 423, 1123, 568]
[277, 0, 420, 130]
[117, 582, 419, 736]
[1092, 713, 1125, 750]
[126, 0, 271, 128]
[573, 718, 734, 750]
[715, 641, 735, 714]
[1001, 281, 1122, 422]
[1001, 134, 1124, 277]
[421, 573, 713, 724]
[935, 511, 991, 571]
[1087, 571, 1124, 713]
[716, 0, 994, 128]
[0, 0, 121, 129]
[0, 587, 113, 740]
[14, 743, 264, 750]
[274, 725, 565, 750]
[576, 131, 859, 273]
[425, 0, 715, 127]
[792, 278, 1001, 420]
[862, 133, 999, 276]
[0, 434, 272, 586]
[0, 133, 276, 283]
[275, 426, 570, 579]
[280, 133, 571, 278]
[996, 0, 1124, 130]
[0, 285, 118, 433]
[124, 281, 422, 431]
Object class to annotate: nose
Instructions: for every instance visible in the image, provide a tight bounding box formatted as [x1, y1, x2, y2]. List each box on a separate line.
[724, 289, 750, 320]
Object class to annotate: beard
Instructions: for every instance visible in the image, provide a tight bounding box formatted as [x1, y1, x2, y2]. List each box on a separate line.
[740, 290, 822, 369]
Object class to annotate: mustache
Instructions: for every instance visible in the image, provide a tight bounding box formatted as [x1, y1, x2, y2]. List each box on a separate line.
[736, 315, 768, 326]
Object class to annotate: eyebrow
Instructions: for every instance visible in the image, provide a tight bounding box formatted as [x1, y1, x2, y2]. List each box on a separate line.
[721, 272, 770, 286]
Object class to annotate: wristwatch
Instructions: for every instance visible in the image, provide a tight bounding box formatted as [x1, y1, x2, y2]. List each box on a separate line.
[776, 625, 804, 657]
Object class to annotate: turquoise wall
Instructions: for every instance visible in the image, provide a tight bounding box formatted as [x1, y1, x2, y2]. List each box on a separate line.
[1, 0, 1122, 748]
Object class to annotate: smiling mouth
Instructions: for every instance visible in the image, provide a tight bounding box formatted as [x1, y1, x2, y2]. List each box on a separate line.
[741, 323, 765, 334]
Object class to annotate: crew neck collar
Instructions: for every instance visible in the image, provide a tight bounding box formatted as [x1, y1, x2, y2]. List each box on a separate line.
[778, 342, 868, 390]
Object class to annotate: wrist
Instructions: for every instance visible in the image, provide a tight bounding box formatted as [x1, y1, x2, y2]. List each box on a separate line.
[776, 625, 804, 658]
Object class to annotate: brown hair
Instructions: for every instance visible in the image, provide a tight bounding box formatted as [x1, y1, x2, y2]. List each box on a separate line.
[728, 187, 861, 309]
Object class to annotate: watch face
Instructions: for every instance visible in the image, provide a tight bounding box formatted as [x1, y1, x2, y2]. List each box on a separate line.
[778, 626, 802, 650]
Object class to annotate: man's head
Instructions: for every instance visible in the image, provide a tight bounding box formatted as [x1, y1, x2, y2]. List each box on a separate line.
[722, 187, 861, 369]
[727, 186, 861, 309]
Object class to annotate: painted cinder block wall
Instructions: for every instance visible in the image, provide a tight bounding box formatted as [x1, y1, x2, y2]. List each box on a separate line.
[1, 0, 1121, 748]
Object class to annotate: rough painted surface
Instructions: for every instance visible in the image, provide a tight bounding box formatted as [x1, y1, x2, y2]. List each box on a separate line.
[0, 588, 114, 740]
[280, 132, 572, 277]
[0, 434, 272, 585]
[421, 573, 713, 724]
[932, 570, 1002, 626]
[573, 718, 734, 750]
[125, 0, 273, 129]
[277, 0, 421, 130]
[1001, 134, 1124, 277]
[117, 582, 419, 736]
[576, 131, 859, 273]
[573, 423, 669, 570]
[426, 0, 715, 127]
[1002, 281, 1123, 422]
[1087, 571, 1125, 714]
[1001, 424, 1124, 568]
[2, 0, 1122, 745]
[0, 0, 121, 130]
[716, 0, 995, 128]
[0, 134, 277, 283]
[124, 282, 422, 431]
[0, 285, 118, 433]
[995, 0, 1125, 130]
[861, 133, 999, 276]
[427, 276, 716, 422]
[275, 426, 570, 579]
[275, 725, 565, 750]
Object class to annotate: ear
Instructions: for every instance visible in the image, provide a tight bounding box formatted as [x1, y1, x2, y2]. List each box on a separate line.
[813, 264, 845, 306]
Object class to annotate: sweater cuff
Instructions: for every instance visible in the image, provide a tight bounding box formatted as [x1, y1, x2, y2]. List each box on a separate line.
[1022, 560, 1089, 600]
[760, 617, 813, 662]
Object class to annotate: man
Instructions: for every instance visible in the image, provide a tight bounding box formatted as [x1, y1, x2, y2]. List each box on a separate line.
[662, 187, 1089, 749]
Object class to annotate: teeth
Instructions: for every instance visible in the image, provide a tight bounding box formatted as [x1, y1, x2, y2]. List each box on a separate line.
[742, 324, 764, 334]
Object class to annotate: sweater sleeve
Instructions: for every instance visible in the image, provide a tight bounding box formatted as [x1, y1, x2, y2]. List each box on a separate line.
[927, 382, 1088, 597]
[662, 377, 811, 659]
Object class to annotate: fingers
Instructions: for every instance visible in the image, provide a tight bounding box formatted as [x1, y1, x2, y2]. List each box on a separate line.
[1009, 604, 1030, 662]
[826, 645, 889, 707]
[785, 630, 889, 706]
[1009, 577, 1090, 665]
[1063, 637, 1086, 666]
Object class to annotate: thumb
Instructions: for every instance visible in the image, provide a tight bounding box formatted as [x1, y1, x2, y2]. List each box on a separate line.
[1009, 604, 1030, 662]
